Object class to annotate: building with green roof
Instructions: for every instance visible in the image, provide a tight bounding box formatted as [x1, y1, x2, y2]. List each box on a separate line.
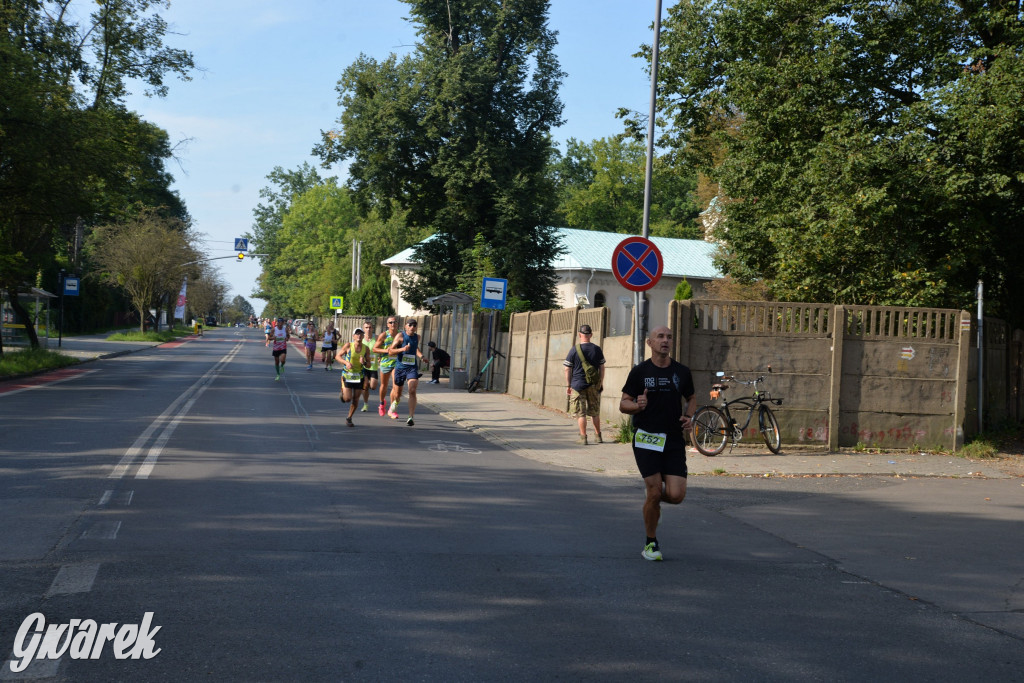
[382, 227, 722, 333]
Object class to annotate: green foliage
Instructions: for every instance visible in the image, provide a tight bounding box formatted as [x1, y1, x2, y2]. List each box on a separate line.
[552, 137, 701, 237]
[347, 274, 393, 317]
[0, 349, 79, 377]
[316, 0, 566, 312]
[648, 0, 1024, 322]
[615, 417, 636, 444]
[88, 207, 197, 331]
[250, 170, 422, 318]
[106, 328, 191, 343]
[0, 0, 195, 345]
[674, 278, 693, 301]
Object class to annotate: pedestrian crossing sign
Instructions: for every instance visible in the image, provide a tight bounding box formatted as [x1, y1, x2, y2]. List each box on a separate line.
[330, 296, 344, 311]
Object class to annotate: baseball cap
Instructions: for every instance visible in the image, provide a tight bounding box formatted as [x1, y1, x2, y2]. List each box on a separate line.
[579, 324, 593, 334]
[353, 327, 364, 335]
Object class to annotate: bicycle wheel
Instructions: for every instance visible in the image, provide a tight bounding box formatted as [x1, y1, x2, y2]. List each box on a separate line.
[691, 406, 729, 456]
[759, 405, 781, 454]
[466, 376, 481, 393]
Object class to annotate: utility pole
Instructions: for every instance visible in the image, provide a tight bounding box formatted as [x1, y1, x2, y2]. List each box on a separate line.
[636, 0, 663, 362]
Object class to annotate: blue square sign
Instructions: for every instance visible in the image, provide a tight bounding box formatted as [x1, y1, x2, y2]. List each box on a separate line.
[481, 278, 507, 310]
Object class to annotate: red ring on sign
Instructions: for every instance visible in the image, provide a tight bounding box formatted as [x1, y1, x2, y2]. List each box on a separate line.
[612, 236, 664, 292]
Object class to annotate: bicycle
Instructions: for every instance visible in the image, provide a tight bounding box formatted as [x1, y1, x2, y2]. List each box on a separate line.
[467, 346, 505, 393]
[690, 366, 783, 456]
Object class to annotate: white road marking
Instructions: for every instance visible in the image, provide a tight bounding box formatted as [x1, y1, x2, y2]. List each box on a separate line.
[44, 563, 100, 597]
[0, 657, 60, 679]
[79, 521, 121, 540]
[109, 343, 243, 480]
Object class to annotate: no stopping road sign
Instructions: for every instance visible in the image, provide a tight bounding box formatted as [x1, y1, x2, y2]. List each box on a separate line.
[612, 236, 664, 292]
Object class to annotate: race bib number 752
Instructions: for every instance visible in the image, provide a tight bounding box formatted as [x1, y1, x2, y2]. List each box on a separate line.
[634, 429, 667, 452]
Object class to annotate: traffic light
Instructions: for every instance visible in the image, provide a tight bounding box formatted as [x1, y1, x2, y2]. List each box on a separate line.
[237, 253, 245, 261]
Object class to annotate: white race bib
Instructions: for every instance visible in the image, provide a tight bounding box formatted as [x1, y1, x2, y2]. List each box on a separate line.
[634, 429, 667, 452]
[401, 353, 417, 365]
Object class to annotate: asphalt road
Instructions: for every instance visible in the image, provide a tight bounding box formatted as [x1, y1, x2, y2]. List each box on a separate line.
[1, 327, 1021, 681]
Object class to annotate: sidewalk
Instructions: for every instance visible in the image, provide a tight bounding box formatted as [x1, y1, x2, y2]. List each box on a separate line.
[45, 330, 165, 361]
[416, 384, 1024, 480]
[20, 333, 1024, 479]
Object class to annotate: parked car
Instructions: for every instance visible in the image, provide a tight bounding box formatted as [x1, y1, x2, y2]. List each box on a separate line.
[292, 319, 309, 335]
[205, 316, 217, 327]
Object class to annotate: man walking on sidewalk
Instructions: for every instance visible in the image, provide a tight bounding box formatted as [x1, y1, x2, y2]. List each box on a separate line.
[564, 324, 605, 444]
[619, 326, 696, 561]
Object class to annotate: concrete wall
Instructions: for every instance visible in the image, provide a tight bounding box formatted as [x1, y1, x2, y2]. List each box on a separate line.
[506, 300, 992, 452]
[341, 298, 1021, 451]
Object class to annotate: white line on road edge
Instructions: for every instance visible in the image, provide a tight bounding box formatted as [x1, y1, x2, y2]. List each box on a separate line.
[108, 343, 243, 480]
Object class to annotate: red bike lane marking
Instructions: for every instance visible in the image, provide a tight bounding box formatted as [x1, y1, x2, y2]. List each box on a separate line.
[0, 367, 94, 396]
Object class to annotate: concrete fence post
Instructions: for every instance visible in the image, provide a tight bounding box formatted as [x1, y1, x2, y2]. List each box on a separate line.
[953, 310, 972, 450]
[828, 305, 845, 451]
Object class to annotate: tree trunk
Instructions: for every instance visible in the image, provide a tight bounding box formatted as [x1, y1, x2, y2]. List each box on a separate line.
[7, 289, 41, 349]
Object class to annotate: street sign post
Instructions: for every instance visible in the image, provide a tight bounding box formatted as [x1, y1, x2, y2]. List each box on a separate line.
[234, 238, 249, 252]
[611, 236, 664, 292]
[480, 278, 508, 310]
[330, 296, 344, 311]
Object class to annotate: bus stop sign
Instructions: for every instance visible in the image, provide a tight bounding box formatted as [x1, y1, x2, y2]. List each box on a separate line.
[612, 236, 663, 292]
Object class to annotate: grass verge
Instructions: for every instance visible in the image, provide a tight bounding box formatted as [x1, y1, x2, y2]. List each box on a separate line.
[0, 348, 79, 378]
[106, 328, 191, 342]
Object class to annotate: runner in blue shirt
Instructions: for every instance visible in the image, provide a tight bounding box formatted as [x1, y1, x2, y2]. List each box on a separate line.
[387, 319, 425, 426]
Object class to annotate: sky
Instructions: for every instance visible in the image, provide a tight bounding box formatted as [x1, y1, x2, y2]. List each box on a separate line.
[125, 0, 669, 308]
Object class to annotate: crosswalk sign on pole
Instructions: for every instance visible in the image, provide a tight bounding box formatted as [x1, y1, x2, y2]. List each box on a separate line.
[234, 238, 249, 252]
[330, 296, 344, 311]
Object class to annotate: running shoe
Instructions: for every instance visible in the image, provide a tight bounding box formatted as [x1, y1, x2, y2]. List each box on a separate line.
[361, 403, 368, 412]
[275, 374, 280, 382]
[407, 417, 414, 426]
[641, 542, 663, 561]
[378, 403, 386, 417]
[595, 433, 604, 444]
[346, 417, 353, 428]
[388, 410, 398, 420]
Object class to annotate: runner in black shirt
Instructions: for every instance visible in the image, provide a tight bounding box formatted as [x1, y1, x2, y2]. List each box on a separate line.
[620, 326, 696, 561]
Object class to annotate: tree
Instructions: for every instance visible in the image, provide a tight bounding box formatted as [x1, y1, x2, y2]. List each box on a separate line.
[316, 0, 566, 311]
[552, 136, 701, 238]
[0, 0, 195, 347]
[88, 208, 196, 331]
[246, 164, 329, 311]
[184, 265, 227, 322]
[347, 274, 393, 317]
[231, 295, 256, 320]
[674, 279, 693, 300]
[649, 0, 1024, 320]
